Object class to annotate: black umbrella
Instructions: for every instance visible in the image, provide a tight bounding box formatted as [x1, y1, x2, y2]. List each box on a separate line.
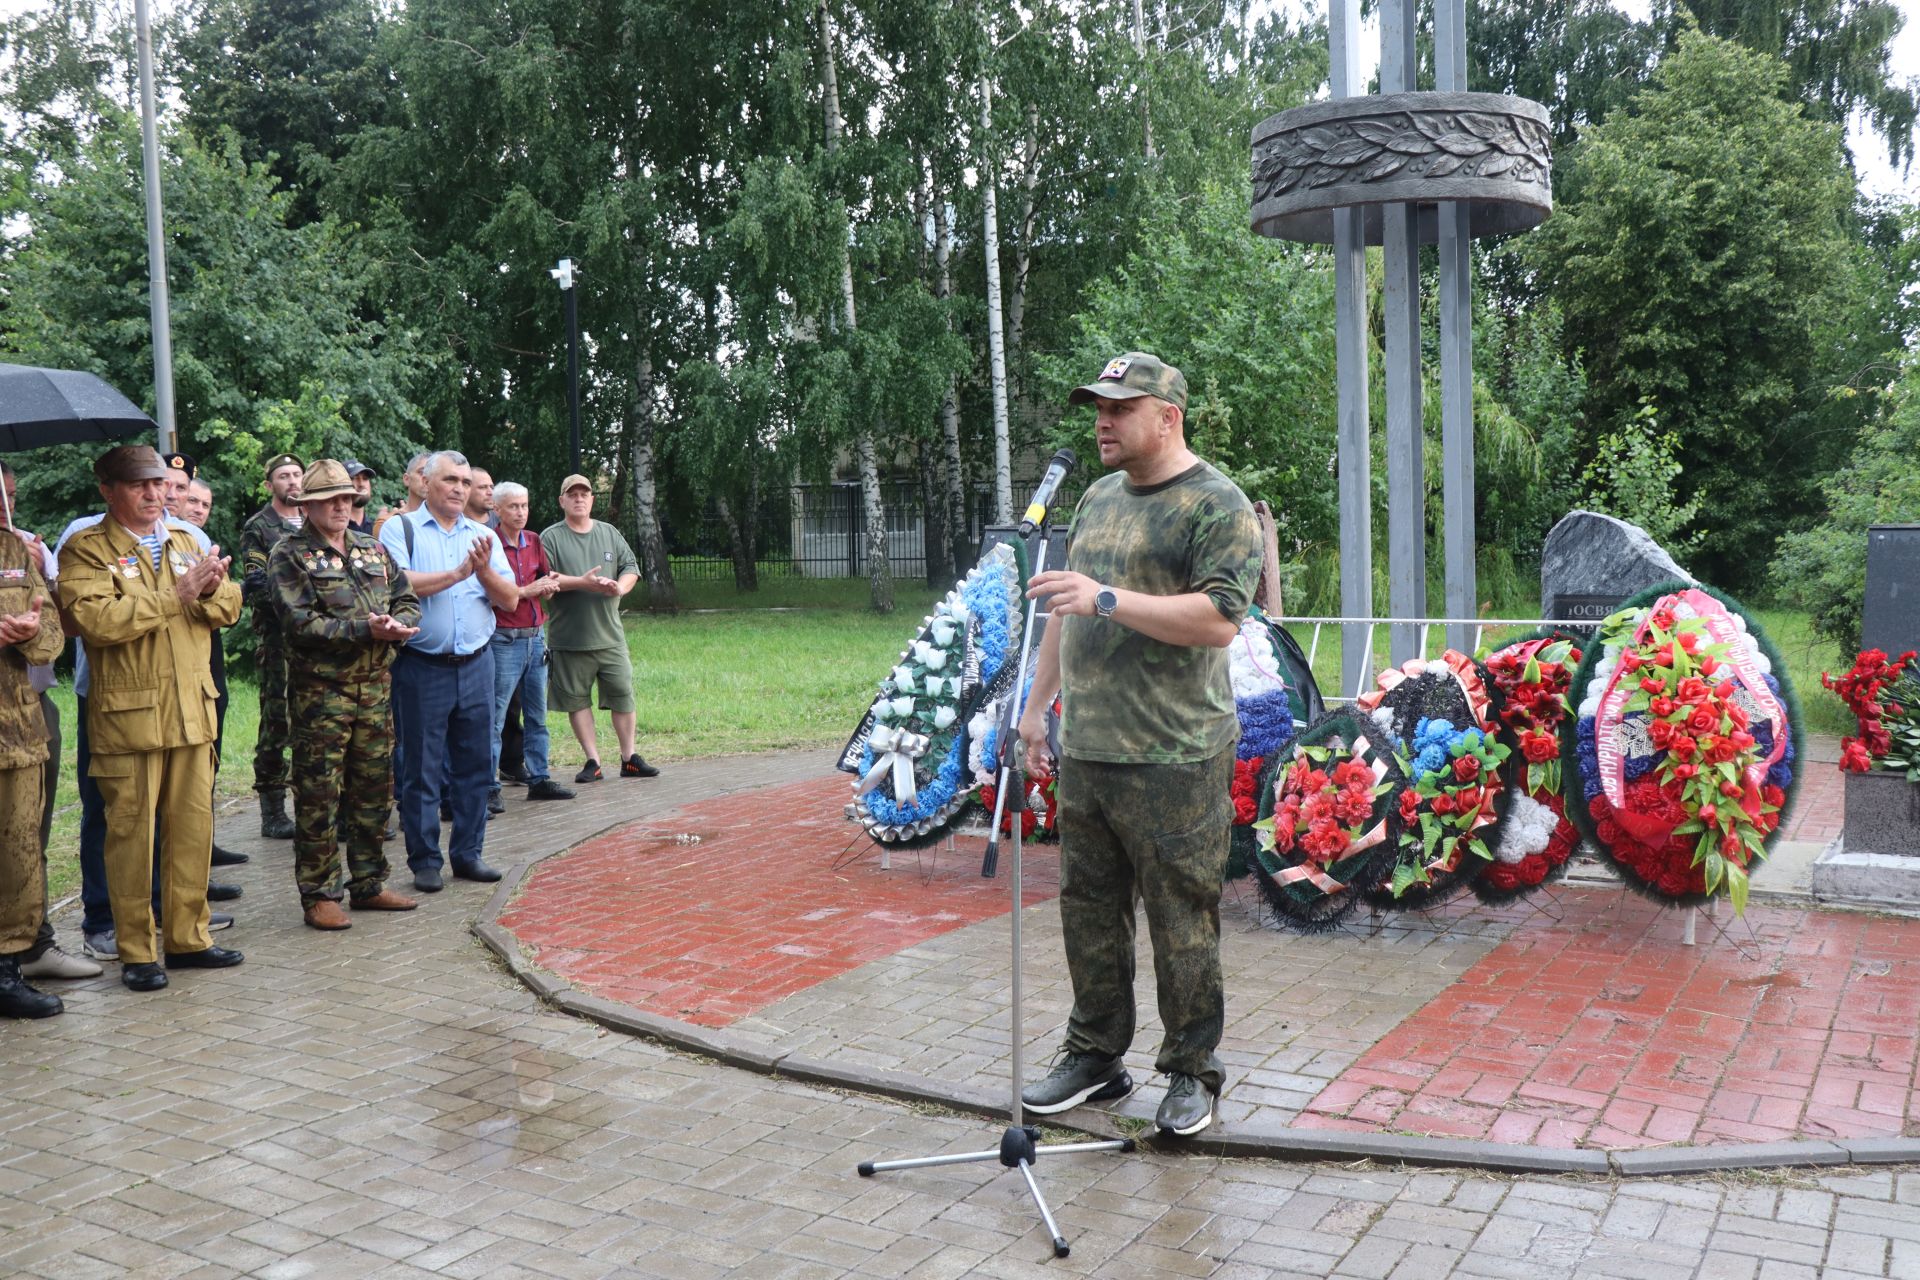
[0, 363, 157, 452]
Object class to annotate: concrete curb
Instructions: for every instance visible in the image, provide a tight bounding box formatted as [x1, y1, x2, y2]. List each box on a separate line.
[472, 802, 1920, 1180]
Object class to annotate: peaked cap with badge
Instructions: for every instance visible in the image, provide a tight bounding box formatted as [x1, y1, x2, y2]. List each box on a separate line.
[1067, 352, 1188, 412]
[263, 453, 303, 480]
[161, 451, 197, 479]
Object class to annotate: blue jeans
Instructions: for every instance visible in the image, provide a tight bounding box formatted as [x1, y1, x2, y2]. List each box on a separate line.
[392, 647, 496, 874]
[490, 631, 551, 785]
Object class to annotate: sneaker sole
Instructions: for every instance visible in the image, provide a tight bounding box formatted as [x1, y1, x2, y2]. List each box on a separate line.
[1157, 1101, 1217, 1138]
[1022, 1070, 1133, 1116]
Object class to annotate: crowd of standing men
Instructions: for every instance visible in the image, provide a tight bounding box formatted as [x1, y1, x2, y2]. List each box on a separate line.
[0, 443, 660, 1015]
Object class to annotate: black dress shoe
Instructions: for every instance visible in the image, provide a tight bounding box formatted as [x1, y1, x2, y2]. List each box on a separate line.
[207, 882, 243, 902]
[122, 962, 168, 992]
[527, 779, 575, 801]
[211, 845, 250, 867]
[164, 945, 244, 970]
[413, 867, 444, 893]
[452, 861, 502, 883]
[499, 765, 529, 787]
[0, 957, 63, 1017]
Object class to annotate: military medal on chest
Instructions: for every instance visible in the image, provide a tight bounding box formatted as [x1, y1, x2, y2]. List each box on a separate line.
[116, 553, 140, 579]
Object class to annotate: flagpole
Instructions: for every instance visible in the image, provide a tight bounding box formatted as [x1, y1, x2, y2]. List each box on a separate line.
[134, 0, 177, 453]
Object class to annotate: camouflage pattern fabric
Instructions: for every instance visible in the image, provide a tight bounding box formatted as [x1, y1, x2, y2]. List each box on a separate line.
[290, 679, 393, 904]
[268, 523, 421, 905]
[1055, 749, 1234, 1093]
[241, 505, 302, 792]
[1057, 460, 1260, 765]
[0, 532, 60, 772]
[0, 764, 46, 953]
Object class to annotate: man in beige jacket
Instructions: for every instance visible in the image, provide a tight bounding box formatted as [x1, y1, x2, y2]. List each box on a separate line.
[57, 445, 244, 992]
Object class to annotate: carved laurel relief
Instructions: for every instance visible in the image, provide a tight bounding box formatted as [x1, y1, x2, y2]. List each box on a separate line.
[1253, 110, 1551, 204]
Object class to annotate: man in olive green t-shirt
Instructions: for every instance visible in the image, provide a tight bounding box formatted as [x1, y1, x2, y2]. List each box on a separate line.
[1015, 352, 1261, 1139]
[539, 476, 660, 782]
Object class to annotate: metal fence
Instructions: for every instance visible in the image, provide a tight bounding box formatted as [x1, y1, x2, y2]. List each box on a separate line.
[666, 481, 1026, 582]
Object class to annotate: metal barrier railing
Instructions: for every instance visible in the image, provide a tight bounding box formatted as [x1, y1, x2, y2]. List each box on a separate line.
[1282, 614, 1567, 701]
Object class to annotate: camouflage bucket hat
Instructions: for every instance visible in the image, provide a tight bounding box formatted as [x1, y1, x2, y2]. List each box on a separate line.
[296, 459, 356, 503]
[1067, 352, 1188, 412]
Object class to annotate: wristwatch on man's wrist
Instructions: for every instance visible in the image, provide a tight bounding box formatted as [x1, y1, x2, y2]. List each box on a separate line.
[1094, 586, 1119, 619]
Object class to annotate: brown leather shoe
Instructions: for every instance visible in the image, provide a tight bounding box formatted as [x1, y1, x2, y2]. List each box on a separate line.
[303, 900, 352, 930]
[350, 888, 419, 912]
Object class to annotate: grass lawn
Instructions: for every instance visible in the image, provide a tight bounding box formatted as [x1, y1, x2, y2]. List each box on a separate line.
[35, 577, 1850, 904]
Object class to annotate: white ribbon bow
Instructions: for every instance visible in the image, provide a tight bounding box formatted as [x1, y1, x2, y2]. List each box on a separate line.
[860, 724, 932, 804]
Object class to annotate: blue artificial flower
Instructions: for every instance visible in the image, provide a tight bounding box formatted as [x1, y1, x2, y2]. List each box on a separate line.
[1236, 687, 1294, 760]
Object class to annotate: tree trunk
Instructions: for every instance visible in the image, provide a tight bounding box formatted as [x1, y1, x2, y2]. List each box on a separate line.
[918, 440, 950, 587]
[716, 486, 758, 593]
[933, 193, 970, 573]
[629, 348, 677, 613]
[820, 0, 891, 613]
[1006, 101, 1042, 410]
[979, 74, 1012, 525]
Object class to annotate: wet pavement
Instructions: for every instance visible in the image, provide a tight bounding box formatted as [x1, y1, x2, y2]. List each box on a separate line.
[6, 749, 1920, 1277]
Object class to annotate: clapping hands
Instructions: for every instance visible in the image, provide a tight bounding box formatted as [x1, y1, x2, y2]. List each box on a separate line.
[582, 565, 621, 596]
[174, 547, 232, 605]
[0, 595, 44, 646]
[369, 613, 421, 643]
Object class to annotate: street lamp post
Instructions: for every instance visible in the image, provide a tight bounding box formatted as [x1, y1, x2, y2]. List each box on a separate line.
[134, 0, 176, 453]
[550, 257, 581, 474]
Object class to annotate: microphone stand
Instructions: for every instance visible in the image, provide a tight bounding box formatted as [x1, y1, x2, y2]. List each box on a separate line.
[856, 520, 1133, 1259]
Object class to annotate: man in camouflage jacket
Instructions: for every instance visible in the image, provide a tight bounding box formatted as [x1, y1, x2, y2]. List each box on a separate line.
[0, 522, 66, 1016]
[240, 453, 305, 837]
[268, 460, 423, 930]
[1015, 353, 1262, 1139]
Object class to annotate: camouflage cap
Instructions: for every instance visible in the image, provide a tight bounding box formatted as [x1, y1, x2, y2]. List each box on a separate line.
[295, 459, 356, 503]
[1067, 352, 1187, 412]
[94, 444, 171, 484]
[263, 453, 303, 480]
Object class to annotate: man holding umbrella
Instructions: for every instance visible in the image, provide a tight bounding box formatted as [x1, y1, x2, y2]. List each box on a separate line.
[58, 445, 244, 992]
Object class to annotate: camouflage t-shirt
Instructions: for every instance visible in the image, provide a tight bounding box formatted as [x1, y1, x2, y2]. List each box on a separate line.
[1057, 460, 1261, 764]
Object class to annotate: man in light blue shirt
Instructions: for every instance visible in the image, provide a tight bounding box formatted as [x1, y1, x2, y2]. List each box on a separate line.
[380, 451, 517, 890]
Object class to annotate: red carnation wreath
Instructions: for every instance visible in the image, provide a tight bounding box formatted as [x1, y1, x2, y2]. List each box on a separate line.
[1480, 631, 1584, 899]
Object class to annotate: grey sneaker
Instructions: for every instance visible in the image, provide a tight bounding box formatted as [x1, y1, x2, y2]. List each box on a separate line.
[1021, 1052, 1132, 1116]
[20, 947, 103, 980]
[1155, 1073, 1218, 1137]
[81, 929, 118, 961]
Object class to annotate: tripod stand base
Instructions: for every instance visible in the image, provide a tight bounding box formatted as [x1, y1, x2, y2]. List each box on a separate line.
[858, 1126, 1134, 1258]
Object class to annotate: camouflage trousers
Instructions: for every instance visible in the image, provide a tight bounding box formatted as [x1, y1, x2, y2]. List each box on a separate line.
[0, 762, 46, 954]
[291, 671, 393, 906]
[1055, 749, 1234, 1092]
[252, 630, 290, 792]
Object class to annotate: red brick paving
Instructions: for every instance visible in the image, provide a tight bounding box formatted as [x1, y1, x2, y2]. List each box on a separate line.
[499, 775, 1056, 1026]
[1298, 888, 1920, 1147]
[1782, 753, 1843, 846]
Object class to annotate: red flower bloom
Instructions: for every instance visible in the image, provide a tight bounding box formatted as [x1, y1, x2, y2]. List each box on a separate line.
[1432, 793, 1456, 815]
[1673, 762, 1700, 780]
[1651, 608, 1677, 630]
[1698, 803, 1718, 824]
[1453, 755, 1481, 782]
[1708, 737, 1739, 765]
[1670, 736, 1698, 762]
[1841, 739, 1873, 773]
[1720, 780, 1743, 798]
[1649, 720, 1677, 748]
[1687, 705, 1720, 735]
[1522, 732, 1559, 764]
[1640, 676, 1667, 695]
[1651, 696, 1678, 718]
[1677, 677, 1710, 703]
[1677, 631, 1699, 654]
[1699, 655, 1720, 675]
[1399, 789, 1421, 821]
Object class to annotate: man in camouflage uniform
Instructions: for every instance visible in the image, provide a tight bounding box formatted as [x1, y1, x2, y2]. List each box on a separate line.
[1016, 352, 1261, 1138]
[268, 460, 423, 930]
[241, 453, 305, 838]
[0, 518, 66, 1016]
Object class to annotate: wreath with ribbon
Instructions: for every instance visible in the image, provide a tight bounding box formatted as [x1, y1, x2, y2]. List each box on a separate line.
[1566, 583, 1801, 910]
[1226, 609, 1299, 880]
[1251, 710, 1406, 930]
[841, 541, 1027, 846]
[1355, 652, 1508, 906]
[1479, 629, 1585, 901]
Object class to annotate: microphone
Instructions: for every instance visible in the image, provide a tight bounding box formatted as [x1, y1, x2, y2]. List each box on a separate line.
[1017, 448, 1078, 536]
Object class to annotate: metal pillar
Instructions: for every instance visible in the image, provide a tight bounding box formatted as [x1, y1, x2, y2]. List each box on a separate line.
[133, 0, 175, 453]
[1329, 0, 1373, 699]
[1436, 0, 1476, 654]
[1380, 0, 1423, 666]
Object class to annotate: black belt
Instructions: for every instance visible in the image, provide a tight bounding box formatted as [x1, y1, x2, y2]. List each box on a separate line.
[495, 626, 541, 640]
[404, 648, 485, 667]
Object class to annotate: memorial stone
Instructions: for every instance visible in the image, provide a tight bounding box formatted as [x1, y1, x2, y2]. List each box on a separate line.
[1862, 524, 1920, 656]
[1540, 510, 1692, 626]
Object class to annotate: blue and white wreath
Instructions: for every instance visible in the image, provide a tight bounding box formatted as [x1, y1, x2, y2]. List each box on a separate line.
[848, 543, 1025, 844]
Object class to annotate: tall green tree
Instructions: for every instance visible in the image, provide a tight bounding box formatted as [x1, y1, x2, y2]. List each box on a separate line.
[1526, 29, 1875, 587]
[0, 118, 430, 551]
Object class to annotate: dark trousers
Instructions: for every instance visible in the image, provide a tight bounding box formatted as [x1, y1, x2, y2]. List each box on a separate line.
[1055, 749, 1234, 1093]
[500, 690, 525, 778]
[393, 647, 495, 874]
[21, 694, 59, 960]
[75, 693, 112, 935]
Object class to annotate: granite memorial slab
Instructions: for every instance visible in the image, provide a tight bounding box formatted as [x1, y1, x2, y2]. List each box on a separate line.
[1540, 510, 1692, 626]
